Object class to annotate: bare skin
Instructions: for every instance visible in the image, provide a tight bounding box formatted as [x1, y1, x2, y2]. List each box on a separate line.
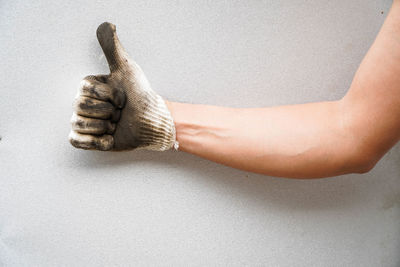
[165, 1, 400, 178]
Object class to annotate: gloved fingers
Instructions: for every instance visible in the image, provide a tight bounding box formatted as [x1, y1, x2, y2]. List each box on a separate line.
[79, 76, 125, 108]
[74, 96, 120, 120]
[69, 130, 114, 151]
[71, 113, 116, 135]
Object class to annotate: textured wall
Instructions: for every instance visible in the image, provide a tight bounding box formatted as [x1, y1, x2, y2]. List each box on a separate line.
[0, 1, 399, 266]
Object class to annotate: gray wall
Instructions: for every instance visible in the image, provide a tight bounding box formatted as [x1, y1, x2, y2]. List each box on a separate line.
[1, 1, 399, 266]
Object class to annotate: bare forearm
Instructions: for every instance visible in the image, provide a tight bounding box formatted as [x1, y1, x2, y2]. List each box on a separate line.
[166, 100, 361, 178]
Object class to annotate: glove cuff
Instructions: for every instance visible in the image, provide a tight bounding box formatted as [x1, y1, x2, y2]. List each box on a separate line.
[136, 94, 177, 151]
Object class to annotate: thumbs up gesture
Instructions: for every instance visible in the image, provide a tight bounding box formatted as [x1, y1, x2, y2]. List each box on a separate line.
[69, 22, 177, 151]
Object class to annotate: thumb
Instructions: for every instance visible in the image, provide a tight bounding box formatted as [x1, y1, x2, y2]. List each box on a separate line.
[96, 22, 132, 73]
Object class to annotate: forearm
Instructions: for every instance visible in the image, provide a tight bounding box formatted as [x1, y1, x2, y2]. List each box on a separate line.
[166, 100, 360, 178]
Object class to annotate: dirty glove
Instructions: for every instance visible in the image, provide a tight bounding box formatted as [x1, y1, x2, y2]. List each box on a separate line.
[69, 22, 178, 151]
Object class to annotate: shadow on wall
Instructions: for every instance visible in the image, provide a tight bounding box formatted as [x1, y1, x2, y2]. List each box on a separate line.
[67, 143, 400, 212]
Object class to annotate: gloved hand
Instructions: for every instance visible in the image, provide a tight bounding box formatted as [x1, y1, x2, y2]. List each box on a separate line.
[69, 22, 177, 151]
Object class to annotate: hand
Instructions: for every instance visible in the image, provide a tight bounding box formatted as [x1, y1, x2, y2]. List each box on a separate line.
[69, 22, 177, 151]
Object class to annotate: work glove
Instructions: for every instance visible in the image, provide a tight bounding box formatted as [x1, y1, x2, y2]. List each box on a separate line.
[69, 22, 178, 151]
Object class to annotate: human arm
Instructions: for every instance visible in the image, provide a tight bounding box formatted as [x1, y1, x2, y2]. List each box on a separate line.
[69, 1, 400, 179]
[165, 1, 400, 178]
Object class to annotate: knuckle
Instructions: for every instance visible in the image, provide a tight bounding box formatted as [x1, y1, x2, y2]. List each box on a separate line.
[71, 118, 85, 131]
[78, 98, 88, 110]
[68, 130, 113, 151]
[75, 96, 109, 113]
[79, 81, 97, 98]
[79, 78, 94, 91]
[74, 97, 87, 111]
[73, 97, 86, 111]
[71, 114, 88, 133]
[68, 131, 96, 150]
[69, 131, 86, 149]
[68, 130, 76, 142]
[69, 138, 85, 149]
[70, 113, 78, 124]
[71, 116, 109, 135]
[79, 80, 114, 103]
[79, 79, 104, 97]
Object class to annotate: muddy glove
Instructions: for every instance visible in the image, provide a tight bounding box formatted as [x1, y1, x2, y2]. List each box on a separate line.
[69, 22, 178, 151]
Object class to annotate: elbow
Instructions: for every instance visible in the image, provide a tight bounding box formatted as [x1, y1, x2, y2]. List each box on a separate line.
[344, 144, 381, 175]
[351, 156, 377, 174]
[335, 99, 385, 175]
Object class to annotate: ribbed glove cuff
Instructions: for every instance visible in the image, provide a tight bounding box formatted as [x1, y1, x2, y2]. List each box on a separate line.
[136, 94, 178, 151]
